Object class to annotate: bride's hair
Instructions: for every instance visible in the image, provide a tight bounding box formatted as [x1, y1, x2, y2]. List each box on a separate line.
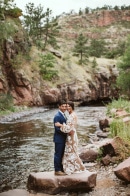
[67, 101, 74, 110]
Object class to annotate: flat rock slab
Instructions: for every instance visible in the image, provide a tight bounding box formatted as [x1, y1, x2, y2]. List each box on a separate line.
[0, 189, 28, 196]
[27, 171, 97, 195]
[0, 189, 50, 196]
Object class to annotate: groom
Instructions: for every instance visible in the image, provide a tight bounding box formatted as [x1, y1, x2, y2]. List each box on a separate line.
[53, 100, 67, 176]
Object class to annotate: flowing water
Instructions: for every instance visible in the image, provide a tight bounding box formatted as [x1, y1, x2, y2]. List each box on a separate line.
[0, 106, 106, 192]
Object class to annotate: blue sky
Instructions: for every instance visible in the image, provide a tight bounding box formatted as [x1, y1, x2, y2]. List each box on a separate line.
[15, 0, 130, 16]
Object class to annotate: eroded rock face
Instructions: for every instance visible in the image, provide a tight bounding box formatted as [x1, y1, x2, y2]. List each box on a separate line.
[114, 157, 130, 182]
[0, 10, 123, 106]
[27, 171, 97, 195]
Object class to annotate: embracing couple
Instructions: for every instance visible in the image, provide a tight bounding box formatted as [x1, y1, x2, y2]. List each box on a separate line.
[53, 100, 86, 176]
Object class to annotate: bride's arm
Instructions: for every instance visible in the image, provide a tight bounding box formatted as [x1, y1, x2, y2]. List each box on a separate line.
[55, 122, 74, 134]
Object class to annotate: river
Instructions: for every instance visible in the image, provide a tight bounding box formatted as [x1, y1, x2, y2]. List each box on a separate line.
[0, 106, 106, 192]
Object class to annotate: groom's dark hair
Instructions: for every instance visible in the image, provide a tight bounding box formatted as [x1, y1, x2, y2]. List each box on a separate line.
[58, 100, 67, 106]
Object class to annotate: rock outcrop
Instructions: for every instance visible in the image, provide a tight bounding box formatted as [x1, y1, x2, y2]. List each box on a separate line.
[1, 9, 130, 106]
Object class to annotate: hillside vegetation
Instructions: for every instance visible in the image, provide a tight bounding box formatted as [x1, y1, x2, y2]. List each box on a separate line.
[0, 1, 130, 109]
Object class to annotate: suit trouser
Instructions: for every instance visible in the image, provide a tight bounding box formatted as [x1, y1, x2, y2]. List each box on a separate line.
[54, 142, 65, 172]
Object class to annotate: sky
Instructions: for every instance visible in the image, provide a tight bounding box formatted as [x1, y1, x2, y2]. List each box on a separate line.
[14, 0, 130, 16]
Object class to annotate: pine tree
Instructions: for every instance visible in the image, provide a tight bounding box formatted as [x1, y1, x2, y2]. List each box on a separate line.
[23, 3, 45, 39]
[23, 5, 59, 50]
[73, 33, 88, 65]
[89, 39, 106, 57]
[42, 8, 59, 50]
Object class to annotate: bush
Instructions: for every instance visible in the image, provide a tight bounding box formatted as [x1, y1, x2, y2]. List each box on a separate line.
[5, 7, 22, 18]
[107, 98, 130, 145]
[106, 98, 130, 115]
[0, 93, 14, 111]
[110, 119, 130, 140]
[38, 53, 58, 81]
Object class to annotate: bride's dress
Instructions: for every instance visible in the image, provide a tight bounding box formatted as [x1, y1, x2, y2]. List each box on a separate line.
[60, 112, 86, 175]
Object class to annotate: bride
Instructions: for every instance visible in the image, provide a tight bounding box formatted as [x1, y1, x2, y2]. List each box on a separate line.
[55, 101, 86, 175]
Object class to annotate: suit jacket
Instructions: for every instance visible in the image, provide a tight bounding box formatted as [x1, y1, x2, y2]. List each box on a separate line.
[53, 111, 67, 143]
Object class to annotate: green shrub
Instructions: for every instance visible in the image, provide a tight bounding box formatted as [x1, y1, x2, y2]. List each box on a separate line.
[106, 98, 130, 115]
[109, 119, 130, 144]
[38, 53, 58, 81]
[6, 7, 22, 18]
[107, 98, 130, 145]
[0, 93, 14, 111]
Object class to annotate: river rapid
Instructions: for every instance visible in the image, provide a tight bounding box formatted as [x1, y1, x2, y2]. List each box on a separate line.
[0, 106, 106, 193]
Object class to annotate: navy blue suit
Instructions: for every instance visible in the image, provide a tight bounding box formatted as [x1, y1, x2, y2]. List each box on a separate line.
[53, 111, 67, 172]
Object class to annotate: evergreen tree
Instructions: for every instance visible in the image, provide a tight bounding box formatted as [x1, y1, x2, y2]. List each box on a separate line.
[73, 33, 88, 65]
[92, 57, 98, 69]
[38, 53, 58, 80]
[23, 3, 45, 39]
[0, 0, 16, 53]
[23, 5, 59, 50]
[116, 36, 130, 98]
[89, 39, 106, 57]
[79, 8, 83, 15]
[42, 8, 59, 50]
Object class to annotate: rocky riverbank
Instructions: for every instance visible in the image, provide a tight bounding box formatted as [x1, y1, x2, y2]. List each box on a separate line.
[0, 163, 130, 196]
[0, 107, 130, 196]
[0, 107, 48, 123]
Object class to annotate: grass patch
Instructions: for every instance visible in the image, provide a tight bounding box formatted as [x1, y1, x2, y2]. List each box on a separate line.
[106, 98, 130, 115]
[106, 98, 130, 145]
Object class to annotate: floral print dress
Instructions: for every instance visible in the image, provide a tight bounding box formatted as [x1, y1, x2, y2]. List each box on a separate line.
[60, 112, 86, 175]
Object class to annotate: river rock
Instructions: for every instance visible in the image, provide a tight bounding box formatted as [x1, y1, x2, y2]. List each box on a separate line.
[27, 171, 97, 195]
[79, 149, 98, 162]
[114, 157, 130, 182]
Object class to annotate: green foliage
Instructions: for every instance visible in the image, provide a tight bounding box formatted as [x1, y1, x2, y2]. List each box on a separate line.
[105, 50, 117, 59]
[116, 72, 130, 96]
[116, 36, 130, 97]
[0, 0, 20, 19]
[0, 1, 24, 65]
[0, 21, 15, 44]
[0, 0, 16, 44]
[35, 39, 44, 50]
[92, 57, 98, 69]
[106, 98, 130, 150]
[105, 40, 126, 59]
[42, 10, 60, 50]
[106, 98, 130, 115]
[73, 33, 88, 65]
[85, 7, 89, 14]
[89, 39, 106, 57]
[6, 7, 22, 17]
[109, 119, 130, 144]
[97, 147, 103, 162]
[23, 4, 59, 50]
[38, 53, 58, 80]
[114, 6, 120, 10]
[23, 3, 46, 39]
[79, 8, 83, 15]
[0, 93, 14, 111]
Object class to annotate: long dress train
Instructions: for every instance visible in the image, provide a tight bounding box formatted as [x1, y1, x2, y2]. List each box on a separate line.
[60, 111, 86, 175]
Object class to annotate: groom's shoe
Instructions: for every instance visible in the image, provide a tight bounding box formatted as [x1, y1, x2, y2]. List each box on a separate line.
[55, 171, 66, 176]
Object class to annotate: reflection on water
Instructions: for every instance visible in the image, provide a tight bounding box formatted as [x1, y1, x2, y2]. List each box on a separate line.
[0, 106, 106, 192]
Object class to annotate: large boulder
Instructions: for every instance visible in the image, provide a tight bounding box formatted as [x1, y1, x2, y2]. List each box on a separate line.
[27, 171, 97, 195]
[79, 149, 98, 162]
[114, 157, 130, 182]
